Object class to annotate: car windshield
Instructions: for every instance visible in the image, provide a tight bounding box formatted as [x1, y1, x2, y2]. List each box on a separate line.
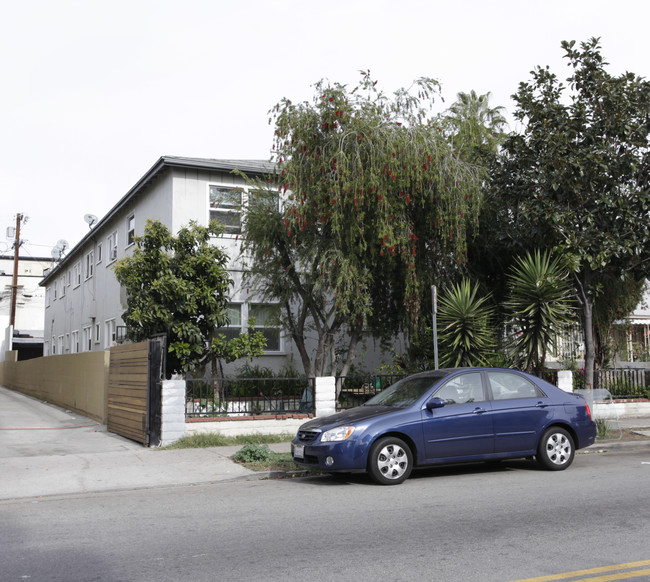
[364, 374, 448, 408]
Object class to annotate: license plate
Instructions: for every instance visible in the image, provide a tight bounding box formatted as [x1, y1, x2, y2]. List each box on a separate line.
[293, 444, 304, 459]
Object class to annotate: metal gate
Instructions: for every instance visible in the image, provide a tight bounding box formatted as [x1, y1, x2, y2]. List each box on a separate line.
[107, 337, 165, 446]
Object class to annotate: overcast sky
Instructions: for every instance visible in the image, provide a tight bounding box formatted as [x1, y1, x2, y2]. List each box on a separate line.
[2, 0, 648, 259]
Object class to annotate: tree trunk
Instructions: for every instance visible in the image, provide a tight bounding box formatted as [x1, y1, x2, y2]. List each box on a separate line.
[582, 296, 595, 390]
[575, 270, 595, 390]
[336, 328, 362, 398]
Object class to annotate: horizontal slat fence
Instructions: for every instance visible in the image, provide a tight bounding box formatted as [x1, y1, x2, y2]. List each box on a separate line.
[108, 341, 149, 443]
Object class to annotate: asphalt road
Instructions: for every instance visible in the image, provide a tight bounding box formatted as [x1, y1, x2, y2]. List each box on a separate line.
[2, 448, 649, 582]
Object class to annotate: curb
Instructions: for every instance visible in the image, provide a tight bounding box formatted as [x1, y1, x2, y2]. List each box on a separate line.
[584, 439, 650, 453]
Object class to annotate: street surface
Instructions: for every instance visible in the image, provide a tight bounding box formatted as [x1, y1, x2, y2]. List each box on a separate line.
[2, 448, 649, 581]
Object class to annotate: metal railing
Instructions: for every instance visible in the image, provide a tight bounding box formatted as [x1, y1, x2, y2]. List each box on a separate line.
[185, 377, 315, 418]
[336, 374, 407, 410]
[594, 368, 648, 399]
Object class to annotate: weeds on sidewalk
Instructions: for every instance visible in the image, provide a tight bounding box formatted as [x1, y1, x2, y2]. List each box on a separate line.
[161, 433, 307, 474]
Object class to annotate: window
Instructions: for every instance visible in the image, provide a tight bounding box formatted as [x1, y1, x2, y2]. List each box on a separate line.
[45, 287, 51, 307]
[83, 326, 92, 351]
[57, 335, 64, 355]
[215, 304, 242, 341]
[249, 188, 280, 212]
[209, 185, 242, 234]
[51, 336, 56, 355]
[435, 373, 485, 405]
[53, 282, 57, 300]
[127, 215, 135, 246]
[73, 262, 82, 287]
[71, 330, 79, 354]
[96, 243, 103, 263]
[85, 251, 94, 279]
[487, 372, 545, 400]
[59, 277, 66, 297]
[107, 231, 118, 262]
[249, 303, 281, 351]
[94, 323, 101, 344]
[104, 319, 116, 348]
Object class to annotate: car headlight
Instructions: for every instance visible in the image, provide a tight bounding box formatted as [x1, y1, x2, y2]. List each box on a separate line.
[321, 426, 356, 442]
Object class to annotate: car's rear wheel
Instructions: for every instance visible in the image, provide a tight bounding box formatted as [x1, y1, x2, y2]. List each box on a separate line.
[536, 427, 574, 470]
[368, 437, 413, 485]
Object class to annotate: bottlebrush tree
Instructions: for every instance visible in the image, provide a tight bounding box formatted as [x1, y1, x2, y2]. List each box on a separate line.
[242, 72, 485, 378]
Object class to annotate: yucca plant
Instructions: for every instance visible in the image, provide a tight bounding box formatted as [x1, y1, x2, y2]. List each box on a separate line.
[504, 250, 575, 374]
[438, 279, 495, 368]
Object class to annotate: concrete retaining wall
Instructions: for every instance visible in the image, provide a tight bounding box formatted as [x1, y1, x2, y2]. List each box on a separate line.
[592, 401, 650, 420]
[186, 416, 308, 439]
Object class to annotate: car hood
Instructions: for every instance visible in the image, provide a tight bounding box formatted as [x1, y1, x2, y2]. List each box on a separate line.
[299, 405, 395, 431]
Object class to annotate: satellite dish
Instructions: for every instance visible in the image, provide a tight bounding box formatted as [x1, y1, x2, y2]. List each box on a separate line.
[51, 239, 69, 261]
[84, 214, 98, 229]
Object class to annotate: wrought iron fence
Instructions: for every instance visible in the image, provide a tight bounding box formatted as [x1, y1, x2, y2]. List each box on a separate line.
[185, 377, 315, 418]
[336, 374, 407, 410]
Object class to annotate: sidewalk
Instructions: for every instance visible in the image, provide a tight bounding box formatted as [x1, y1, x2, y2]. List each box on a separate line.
[0, 386, 290, 501]
[1, 386, 649, 501]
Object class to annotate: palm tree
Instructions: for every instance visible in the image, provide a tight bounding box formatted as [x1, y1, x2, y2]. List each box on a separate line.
[438, 279, 495, 367]
[443, 90, 508, 160]
[504, 250, 576, 374]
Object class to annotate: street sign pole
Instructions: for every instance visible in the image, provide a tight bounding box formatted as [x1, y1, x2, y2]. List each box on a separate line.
[431, 285, 439, 370]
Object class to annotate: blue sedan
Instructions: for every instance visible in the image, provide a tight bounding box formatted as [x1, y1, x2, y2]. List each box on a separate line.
[291, 368, 597, 485]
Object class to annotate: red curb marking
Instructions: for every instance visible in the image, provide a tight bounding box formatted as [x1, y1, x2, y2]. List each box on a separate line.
[0, 424, 100, 431]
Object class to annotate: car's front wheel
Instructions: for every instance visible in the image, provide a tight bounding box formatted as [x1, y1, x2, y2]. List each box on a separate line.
[368, 437, 413, 485]
[536, 427, 574, 470]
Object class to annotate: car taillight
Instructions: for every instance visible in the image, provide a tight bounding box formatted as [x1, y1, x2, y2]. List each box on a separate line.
[585, 402, 593, 419]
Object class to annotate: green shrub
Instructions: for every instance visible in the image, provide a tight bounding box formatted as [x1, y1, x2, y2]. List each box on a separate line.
[232, 444, 273, 463]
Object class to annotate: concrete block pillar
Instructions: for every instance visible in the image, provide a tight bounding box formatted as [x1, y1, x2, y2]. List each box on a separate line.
[161, 379, 186, 446]
[557, 370, 573, 393]
[315, 376, 336, 417]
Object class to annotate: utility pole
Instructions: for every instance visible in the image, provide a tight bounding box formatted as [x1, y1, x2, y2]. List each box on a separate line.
[9, 213, 23, 329]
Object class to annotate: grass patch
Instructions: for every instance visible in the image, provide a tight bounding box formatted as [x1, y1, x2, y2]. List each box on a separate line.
[161, 432, 294, 450]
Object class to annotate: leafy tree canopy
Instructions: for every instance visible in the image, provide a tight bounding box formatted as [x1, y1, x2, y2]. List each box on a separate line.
[270, 72, 486, 338]
[115, 219, 266, 377]
[489, 38, 650, 386]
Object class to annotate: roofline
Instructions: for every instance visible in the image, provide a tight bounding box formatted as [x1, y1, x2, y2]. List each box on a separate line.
[40, 156, 275, 286]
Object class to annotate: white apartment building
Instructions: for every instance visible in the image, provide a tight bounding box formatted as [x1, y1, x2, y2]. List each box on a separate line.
[40, 156, 299, 373]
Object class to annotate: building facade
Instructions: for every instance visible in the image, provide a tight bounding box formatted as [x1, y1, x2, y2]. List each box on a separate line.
[1, 254, 49, 360]
[40, 156, 386, 375]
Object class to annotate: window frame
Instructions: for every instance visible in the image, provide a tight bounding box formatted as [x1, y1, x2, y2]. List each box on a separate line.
[208, 184, 244, 235]
[83, 326, 92, 352]
[107, 231, 118, 263]
[126, 214, 135, 246]
[73, 262, 82, 287]
[85, 250, 94, 279]
[249, 303, 282, 353]
[215, 303, 243, 341]
[104, 319, 116, 348]
[71, 330, 79, 354]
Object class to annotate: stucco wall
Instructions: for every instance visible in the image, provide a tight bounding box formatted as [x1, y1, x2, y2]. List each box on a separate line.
[0, 350, 109, 422]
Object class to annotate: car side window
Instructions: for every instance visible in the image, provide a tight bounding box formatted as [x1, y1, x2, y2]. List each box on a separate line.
[434, 373, 485, 405]
[487, 372, 545, 400]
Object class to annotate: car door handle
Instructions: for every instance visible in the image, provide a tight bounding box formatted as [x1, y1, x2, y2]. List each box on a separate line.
[535, 402, 548, 408]
[472, 407, 488, 414]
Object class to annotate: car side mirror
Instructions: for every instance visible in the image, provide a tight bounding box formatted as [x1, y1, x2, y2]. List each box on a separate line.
[426, 397, 445, 411]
